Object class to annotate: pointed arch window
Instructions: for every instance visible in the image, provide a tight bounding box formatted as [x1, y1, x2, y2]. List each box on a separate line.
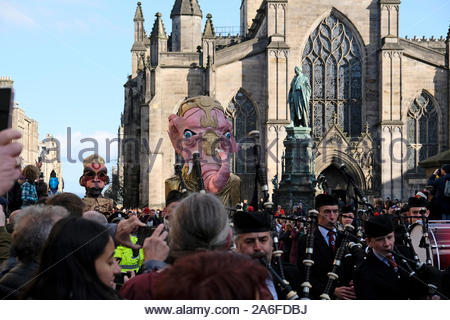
[406, 92, 439, 172]
[226, 90, 257, 174]
[302, 13, 363, 138]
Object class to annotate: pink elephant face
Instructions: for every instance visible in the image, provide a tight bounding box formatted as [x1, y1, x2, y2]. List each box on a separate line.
[168, 107, 237, 162]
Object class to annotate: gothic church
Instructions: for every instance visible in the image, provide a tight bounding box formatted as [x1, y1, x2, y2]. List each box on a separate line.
[118, 0, 450, 208]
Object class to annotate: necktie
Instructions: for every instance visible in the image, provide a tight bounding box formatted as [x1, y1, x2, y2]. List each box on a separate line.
[328, 230, 335, 251]
[386, 254, 398, 270]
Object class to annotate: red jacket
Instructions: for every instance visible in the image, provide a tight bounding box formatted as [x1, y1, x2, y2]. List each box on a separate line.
[120, 271, 162, 300]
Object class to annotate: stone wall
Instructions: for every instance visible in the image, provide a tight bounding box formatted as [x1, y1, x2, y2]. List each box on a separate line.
[11, 105, 39, 167]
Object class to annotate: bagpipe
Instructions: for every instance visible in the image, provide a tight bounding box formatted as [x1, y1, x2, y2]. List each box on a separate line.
[300, 209, 318, 300]
[390, 209, 450, 299]
[320, 224, 359, 300]
[387, 248, 448, 299]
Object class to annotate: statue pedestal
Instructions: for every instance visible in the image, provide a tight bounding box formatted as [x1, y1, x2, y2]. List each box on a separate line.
[276, 126, 316, 211]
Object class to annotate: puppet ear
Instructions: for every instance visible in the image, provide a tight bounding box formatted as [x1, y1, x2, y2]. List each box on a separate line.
[168, 114, 182, 153]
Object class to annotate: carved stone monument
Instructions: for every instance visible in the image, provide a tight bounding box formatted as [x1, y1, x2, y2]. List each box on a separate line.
[276, 67, 316, 210]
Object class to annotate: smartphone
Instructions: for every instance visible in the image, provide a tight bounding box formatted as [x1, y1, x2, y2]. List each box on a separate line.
[0, 87, 14, 131]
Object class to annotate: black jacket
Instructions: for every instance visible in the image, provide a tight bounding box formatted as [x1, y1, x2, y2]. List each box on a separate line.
[428, 173, 450, 216]
[297, 228, 350, 299]
[0, 261, 39, 299]
[272, 262, 302, 300]
[6, 181, 22, 213]
[354, 248, 428, 299]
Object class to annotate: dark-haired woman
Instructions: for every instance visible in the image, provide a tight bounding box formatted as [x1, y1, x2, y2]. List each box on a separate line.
[25, 217, 121, 299]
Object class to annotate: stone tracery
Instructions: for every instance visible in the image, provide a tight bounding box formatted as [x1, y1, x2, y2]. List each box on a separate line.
[226, 90, 258, 200]
[302, 13, 363, 139]
[406, 91, 439, 173]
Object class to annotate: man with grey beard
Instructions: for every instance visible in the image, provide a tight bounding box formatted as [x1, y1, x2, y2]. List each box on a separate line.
[0, 205, 69, 299]
[233, 210, 301, 300]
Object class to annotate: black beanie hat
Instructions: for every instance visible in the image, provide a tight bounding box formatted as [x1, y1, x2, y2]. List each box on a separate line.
[166, 190, 184, 207]
[407, 196, 428, 209]
[233, 210, 272, 234]
[315, 194, 338, 210]
[365, 214, 394, 238]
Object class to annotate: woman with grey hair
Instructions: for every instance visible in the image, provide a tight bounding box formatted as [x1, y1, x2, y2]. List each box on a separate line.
[169, 192, 231, 259]
[120, 192, 232, 299]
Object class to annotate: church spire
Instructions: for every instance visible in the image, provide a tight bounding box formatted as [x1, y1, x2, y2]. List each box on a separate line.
[203, 13, 215, 39]
[134, 2, 144, 22]
[151, 13, 168, 39]
[150, 13, 168, 66]
[170, 0, 202, 18]
[133, 2, 146, 43]
[132, 2, 147, 77]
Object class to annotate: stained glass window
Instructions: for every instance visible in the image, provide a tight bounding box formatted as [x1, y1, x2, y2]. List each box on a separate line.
[407, 92, 439, 172]
[302, 14, 362, 138]
[227, 90, 257, 174]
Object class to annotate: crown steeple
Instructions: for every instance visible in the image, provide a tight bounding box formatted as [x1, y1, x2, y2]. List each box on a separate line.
[170, 0, 202, 18]
[170, 0, 203, 52]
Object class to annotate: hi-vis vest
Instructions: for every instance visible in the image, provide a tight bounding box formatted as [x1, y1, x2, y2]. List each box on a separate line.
[114, 235, 144, 273]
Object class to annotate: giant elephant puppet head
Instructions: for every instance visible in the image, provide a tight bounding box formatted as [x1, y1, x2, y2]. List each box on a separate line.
[168, 96, 238, 194]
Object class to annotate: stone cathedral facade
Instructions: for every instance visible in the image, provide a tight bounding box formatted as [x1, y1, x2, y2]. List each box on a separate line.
[118, 0, 450, 208]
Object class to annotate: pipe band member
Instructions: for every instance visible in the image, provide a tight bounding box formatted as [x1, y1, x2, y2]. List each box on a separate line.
[353, 214, 429, 299]
[296, 194, 356, 300]
[233, 210, 301, 300]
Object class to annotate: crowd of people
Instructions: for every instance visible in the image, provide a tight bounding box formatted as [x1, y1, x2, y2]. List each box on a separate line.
[1, 128, 450, 300]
